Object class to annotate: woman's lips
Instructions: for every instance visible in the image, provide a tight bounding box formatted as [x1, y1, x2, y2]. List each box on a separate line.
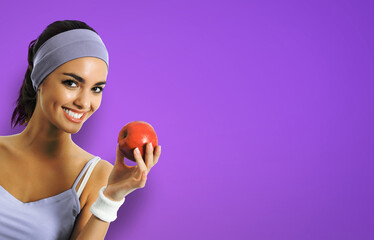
[62, 107, 87, 123]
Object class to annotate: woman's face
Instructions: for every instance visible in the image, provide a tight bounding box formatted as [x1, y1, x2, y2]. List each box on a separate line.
[36, 57, 108, 134]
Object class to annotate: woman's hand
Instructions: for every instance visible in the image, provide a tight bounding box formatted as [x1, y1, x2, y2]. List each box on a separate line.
[103, 143, 161, 201]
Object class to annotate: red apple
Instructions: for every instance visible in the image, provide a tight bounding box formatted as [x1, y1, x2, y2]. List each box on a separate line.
[118, 121, 158, 162]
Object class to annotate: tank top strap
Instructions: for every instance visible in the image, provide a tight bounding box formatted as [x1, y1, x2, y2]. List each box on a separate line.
[72, 156, 101, 198]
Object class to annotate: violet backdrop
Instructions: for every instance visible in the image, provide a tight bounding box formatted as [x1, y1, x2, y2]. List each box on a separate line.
[1, 0, 373, 239]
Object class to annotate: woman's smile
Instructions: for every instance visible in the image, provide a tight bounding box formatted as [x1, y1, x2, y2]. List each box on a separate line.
[62, 107, 88, 123]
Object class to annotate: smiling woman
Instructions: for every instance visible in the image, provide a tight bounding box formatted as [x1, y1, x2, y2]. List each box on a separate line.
[0, 20, 161, 240]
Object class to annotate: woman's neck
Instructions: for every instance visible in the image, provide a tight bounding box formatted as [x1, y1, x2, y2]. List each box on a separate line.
[16, 113, 76, 160]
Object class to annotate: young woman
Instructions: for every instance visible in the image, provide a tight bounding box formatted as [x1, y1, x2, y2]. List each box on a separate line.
[0, 20, 161, 240]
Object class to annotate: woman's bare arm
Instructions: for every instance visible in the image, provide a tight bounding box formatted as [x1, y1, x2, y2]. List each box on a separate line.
[69, 160, 113, 240]
[70, 143, 161, 240]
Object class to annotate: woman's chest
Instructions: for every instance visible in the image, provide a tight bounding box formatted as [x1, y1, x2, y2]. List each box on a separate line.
[0, 153, 81, 204]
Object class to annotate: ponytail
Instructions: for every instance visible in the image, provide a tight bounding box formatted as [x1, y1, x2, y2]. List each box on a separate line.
[11, 40, 38, 127]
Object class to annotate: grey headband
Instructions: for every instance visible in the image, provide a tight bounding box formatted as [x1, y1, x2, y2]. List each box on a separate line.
[31, 29, 109, 92]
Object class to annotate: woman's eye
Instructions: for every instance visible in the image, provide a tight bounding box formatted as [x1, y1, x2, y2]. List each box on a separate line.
[92, 87, 104, 93]
[62, 80, 78, 88]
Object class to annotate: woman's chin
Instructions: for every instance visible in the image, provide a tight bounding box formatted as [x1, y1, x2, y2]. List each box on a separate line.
[66, 126, 83, 134]
[60, 123, 83, 134]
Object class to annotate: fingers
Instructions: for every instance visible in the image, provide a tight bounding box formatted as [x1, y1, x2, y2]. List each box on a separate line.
[133, 143, 161, 178]
[153, 145, 161, 165]
[145, 143, 162, 172]
[139, 171, 147, 188]
[145, 143, 154, 171]
[133, 147, 147, 173]
[130, 144, 161, 190]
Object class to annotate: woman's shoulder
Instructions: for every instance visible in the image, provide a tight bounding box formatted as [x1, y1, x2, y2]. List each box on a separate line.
[0, 135, 11, 145]
[77, 149, 113, 184]
[0, 135, 17, 155]
[0, 136, 6, 149]
[95, 158, 114, 177]
[71, 149, 114, 203]
[0, 135, 21, 170]
[0, 134, 21, 143]
[81, 156, 113, 202]
[0, 136, 7, 160]
[76, 147, 113, 175]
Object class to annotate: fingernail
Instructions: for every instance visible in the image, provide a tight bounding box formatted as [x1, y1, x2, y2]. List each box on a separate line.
[134, 148, 139, 154]
[149, 142, 153, 148]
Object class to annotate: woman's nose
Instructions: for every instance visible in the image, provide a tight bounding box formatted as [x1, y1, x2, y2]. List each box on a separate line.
[73, 91, 90, 110]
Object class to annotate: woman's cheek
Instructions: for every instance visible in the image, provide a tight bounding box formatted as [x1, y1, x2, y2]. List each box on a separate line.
[63, 90, 76, 100]
[92, 97, 102, 112]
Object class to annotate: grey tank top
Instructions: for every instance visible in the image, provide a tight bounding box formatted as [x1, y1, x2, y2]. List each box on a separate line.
[0, 156, 101, 240]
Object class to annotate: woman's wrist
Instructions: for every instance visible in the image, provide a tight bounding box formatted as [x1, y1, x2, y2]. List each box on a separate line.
[90, 186, 125, 222]
[103, 185, 130, 201]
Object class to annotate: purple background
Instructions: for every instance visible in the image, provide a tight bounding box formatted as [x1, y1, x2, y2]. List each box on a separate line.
[1, 0, 373, 239]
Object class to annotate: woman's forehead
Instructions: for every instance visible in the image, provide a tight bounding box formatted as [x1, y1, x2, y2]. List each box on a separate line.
[54, 57, 108, 79]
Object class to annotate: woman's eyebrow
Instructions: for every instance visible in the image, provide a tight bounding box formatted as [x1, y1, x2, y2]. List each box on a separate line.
[62, 72, 106, 85]
[94, 81, 107, 86]
[63, 72, 84, 83]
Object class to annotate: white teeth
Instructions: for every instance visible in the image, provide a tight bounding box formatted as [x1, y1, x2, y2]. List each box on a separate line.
[63, 108, 83, 119]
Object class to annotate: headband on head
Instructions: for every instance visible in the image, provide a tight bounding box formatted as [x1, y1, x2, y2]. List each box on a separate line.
[30, 29, 109, 92]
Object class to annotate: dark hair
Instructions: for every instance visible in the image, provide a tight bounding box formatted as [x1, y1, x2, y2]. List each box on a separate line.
[11, 20, 97, 128]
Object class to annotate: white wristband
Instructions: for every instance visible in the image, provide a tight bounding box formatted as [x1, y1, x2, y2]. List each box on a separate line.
[90, 186, 125, 222]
